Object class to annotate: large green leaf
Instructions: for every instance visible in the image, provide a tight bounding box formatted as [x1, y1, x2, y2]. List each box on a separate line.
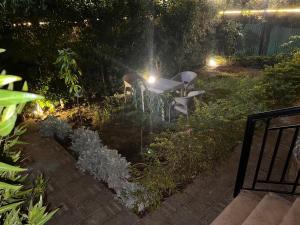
[0, 162, 26, 172]
[0, 112, 17, 136]
[2, 105, 16, 122]
[0, 75, 22, 87]
[0, 89, 43, 106]
[4, 209, 22, 225]
[0, 181, 22, 191]
[27, 197, 58, 225]
[0, 201, 24, 214]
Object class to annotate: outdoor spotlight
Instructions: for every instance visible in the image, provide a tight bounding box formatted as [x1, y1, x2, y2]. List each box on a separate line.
[207, 57, 218, 68]
[147, 75, 157, 84]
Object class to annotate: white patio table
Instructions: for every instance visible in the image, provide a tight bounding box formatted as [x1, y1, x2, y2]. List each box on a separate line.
[141, 78, 184, 121]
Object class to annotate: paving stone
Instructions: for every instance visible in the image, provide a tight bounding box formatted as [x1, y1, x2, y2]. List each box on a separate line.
[80, 207, 111, 225]
[102, 210, 139, 225]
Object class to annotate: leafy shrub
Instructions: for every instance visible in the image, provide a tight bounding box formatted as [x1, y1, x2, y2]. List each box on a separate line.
[36, 99, 56, 113]
[73, 127, 146, 211]
[215, 20, 243, 55]
[54, 48, 82, 97]
[136, 75, 267, 209]
[0, 49, 57, 223]
[39, 116, 72, 140]
[133, 160, 176, 210]
[263, 51, 300, 105]
[281, 35, 300, 54]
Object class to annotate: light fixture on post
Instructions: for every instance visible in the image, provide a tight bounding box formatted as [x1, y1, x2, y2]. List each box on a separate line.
[147, 74, 157, 84]
[207, 57, 218, 68]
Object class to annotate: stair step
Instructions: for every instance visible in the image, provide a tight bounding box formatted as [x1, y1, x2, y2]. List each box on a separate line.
[242, 193, 292, 225]
[210, 191, 262, 225]
[279, 198, 300, 225]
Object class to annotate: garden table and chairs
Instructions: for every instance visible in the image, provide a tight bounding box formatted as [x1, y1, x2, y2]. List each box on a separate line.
[141, 78, 184, 121]
[168, 90, 205, 122]
[123, 71, 201, 121]
[171, 71, 197, 95]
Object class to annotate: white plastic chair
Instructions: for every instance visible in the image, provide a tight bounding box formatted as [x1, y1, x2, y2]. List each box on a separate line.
[169, 90, 205, 122]
[171, 71, 197, 95]
[123, 73, 140, 103]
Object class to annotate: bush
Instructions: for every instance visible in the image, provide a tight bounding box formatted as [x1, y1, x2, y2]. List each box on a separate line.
[136, 75, 267, 209]
[39, 116, 72, 140]
[215, 19, 243, 55]
[263, 51, 300, 105]
[72, 127, 146, 212]
[0, 52, 57, 223]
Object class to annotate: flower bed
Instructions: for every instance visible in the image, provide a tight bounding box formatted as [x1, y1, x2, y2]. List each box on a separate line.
[39, 117, 147, 212]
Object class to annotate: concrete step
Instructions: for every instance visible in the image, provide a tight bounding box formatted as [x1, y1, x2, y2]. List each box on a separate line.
[242, 193, 292, 225]
[210, 191, 262, 225]
[279, 198, 300, 225]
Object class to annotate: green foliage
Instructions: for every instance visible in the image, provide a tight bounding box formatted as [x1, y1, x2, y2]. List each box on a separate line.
[281, 35, 300, 54]
[136, 75, 267, 209]
[263, 51, 300, 105]
[35, 99, 56, 114]
[229, 55, 280, 69]
[89, 94, 124, 127]
[0, 0, 216, 99]
[215, 19, 243, 55]
[55, 48, 82, 97]
[134, 160, 176, 210]
[26, 197, 58, 225]
[155, 0, 216, 74]
[0, 49, 57, 224]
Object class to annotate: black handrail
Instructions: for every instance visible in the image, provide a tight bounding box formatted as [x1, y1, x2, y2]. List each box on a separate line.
[234, 106, 300, 197]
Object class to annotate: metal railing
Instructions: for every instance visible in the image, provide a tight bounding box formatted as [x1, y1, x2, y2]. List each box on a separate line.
[234, 106, 300, 197]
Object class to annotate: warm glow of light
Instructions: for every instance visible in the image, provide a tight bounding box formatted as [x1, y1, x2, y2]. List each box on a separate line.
[147, 75, 157, 84]
[39, 21, 49, 26]
[207, 58, 218, 68]
[219, 8, 300, 15]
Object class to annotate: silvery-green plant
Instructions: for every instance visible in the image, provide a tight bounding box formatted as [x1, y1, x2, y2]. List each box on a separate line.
[39, 116, 72, 140]
[73, 127, 147, 211]
[70, 127, 102, 154]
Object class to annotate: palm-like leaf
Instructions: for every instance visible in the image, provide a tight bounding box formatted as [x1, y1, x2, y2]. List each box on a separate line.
[26, 197, 58, 225]
[0, 201, 24, 214]
[4, 209, 22, 225]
